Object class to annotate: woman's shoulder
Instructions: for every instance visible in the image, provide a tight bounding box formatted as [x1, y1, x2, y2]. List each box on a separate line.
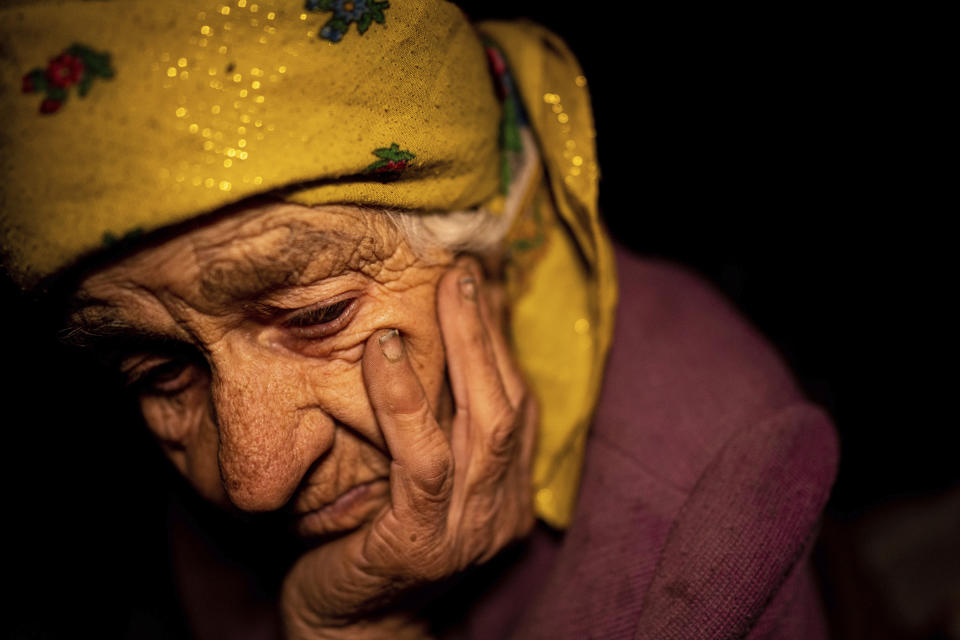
[594, 244, 833, 491]
[495, 246, 839, 639]
[446, 245, 839, 640]
[611, 244, 801, 406]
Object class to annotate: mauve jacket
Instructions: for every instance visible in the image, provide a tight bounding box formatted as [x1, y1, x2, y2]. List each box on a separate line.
[439, 246, 840, 639]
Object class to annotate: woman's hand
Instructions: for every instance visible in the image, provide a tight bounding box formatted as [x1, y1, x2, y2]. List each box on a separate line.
[281, 259, 538, 639]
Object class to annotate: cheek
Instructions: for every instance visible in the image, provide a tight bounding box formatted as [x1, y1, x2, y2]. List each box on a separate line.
[136, 264, 450, 506]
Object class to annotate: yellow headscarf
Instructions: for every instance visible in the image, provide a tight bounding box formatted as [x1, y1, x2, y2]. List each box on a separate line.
[0, 0, 616, 529]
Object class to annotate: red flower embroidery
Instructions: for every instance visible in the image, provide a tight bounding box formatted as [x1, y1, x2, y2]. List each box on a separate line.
[21, 44, 114, 114]
[363, 143, 415, 176]
[46, 53, 84, 88]
[39, 98, 63, 114]
[372, 159, 409, 173]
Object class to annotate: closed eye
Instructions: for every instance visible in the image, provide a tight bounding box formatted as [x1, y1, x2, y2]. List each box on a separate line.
[282, 296, 359, 338]
[137, 360, 198, 396]
[123, 347, 207, 397]
[285, 298, 352, 328]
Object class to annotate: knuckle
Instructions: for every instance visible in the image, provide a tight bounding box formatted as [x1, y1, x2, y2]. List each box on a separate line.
[408, 449, 455, 498]
[487, 406, 520, 456]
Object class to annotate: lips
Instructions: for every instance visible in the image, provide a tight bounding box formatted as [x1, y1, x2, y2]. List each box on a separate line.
[293, 477, 389, 538]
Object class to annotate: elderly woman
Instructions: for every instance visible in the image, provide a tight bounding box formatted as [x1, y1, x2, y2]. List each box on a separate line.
[1, 1, 838, 638]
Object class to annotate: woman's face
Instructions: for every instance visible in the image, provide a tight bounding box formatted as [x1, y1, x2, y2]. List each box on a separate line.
[69, 202, 455, 537]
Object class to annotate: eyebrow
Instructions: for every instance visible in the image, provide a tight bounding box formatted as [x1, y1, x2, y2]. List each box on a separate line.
[60, 304, 184, 364]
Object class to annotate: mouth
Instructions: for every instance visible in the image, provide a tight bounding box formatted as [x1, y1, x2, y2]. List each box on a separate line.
[293, 478, 389, 538]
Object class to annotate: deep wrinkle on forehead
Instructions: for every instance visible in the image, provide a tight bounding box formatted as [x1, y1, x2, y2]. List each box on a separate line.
[189, 205, 406, 308]
[194, 220, 362, 306]
[66, 204, 404, 350]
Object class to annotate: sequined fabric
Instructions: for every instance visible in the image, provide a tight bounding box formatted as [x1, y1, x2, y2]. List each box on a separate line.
[0, 1, 617, 528]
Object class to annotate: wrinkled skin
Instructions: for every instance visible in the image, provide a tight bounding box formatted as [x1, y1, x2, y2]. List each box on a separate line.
[70, 202, 537, 638]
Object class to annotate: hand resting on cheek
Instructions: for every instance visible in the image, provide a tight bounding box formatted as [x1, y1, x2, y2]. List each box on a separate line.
[281, 258, 539, 639]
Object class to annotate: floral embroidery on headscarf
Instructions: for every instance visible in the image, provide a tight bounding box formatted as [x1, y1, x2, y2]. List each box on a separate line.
[363, 143, 415, 177]
[21, 44, 114, 114]
[305, 0, 390, 43]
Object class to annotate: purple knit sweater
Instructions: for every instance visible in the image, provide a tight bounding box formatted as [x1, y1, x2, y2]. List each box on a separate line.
[447, 246, 839, 639]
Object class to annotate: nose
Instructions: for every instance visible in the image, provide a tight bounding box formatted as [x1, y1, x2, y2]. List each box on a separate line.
[208, 338, 335, 512]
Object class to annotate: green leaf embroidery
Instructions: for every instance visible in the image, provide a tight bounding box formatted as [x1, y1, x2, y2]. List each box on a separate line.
[363, 143, 416, 174]
[77, 74, 93, 97]
[357, 13, 373, 34]
[371, 143, 415, 162]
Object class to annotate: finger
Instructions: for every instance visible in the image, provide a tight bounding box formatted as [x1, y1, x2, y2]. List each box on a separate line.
[437, 265, 515, 432]
[362, 329, 454, 515]
[457, 257, 527, 410]
[514, 396, 538, 532]
[518, 395, 539, 473]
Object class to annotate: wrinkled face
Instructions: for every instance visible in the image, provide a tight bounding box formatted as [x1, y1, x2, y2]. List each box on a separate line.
[69, 202, 455, 537]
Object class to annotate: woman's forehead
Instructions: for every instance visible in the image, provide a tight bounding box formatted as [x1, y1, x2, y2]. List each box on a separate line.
[73, 202, 399, 309]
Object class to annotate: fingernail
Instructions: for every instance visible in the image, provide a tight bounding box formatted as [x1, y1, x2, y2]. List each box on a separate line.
[379, 329, 404, 362]
[458, 275, 477, 301]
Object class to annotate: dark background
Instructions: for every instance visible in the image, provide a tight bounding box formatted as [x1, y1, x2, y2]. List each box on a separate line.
[4, 2, 949, 638]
